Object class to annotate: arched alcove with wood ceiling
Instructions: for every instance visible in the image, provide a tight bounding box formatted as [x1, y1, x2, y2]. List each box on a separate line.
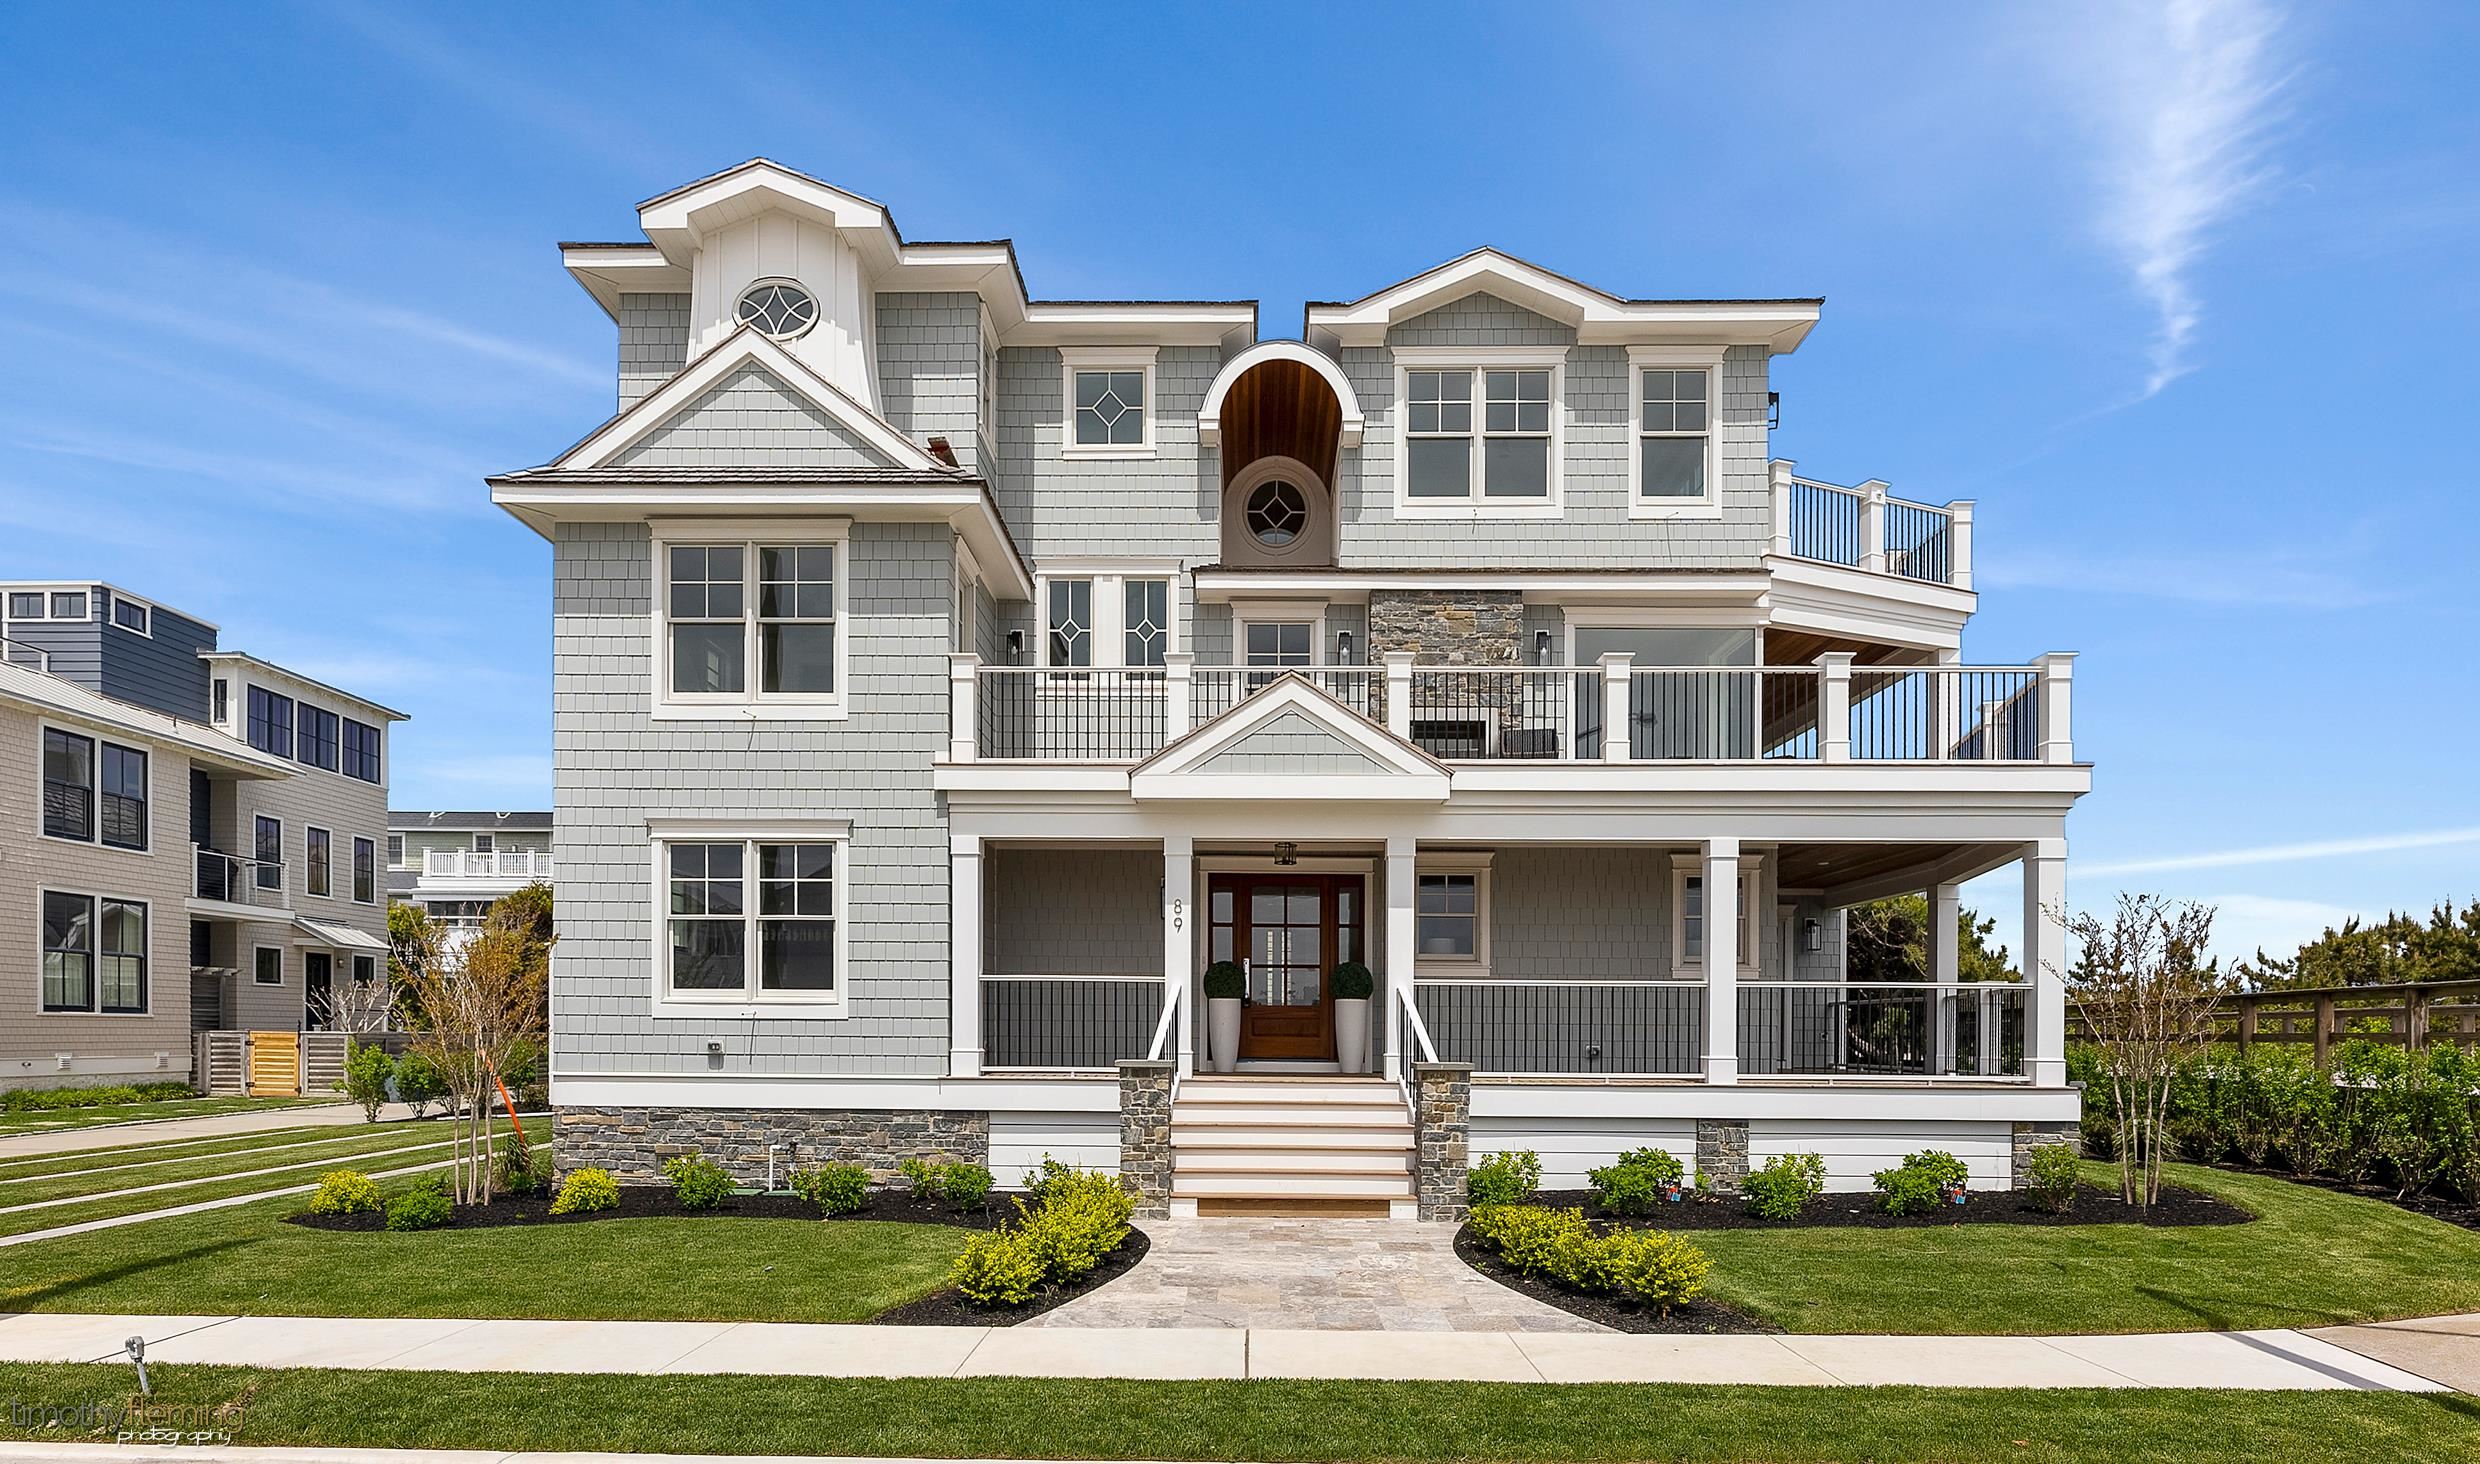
[1200, 342, 1364, 567]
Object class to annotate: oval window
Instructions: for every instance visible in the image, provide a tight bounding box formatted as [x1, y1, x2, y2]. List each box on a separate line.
[1245, 482, 1308, 547]
[735, 280, 818, 340]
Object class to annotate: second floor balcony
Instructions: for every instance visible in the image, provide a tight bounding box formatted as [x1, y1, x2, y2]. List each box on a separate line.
[417, 849, 554, 881]
[191, 845, 288, 914]
[947, 652, 2074, 769]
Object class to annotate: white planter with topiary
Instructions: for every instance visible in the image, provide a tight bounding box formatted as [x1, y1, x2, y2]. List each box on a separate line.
[1204, 961, 1245, 1073]
[1330, 960, 1375, 1075]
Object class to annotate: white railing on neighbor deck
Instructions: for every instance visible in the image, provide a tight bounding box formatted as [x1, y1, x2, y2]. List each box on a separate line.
[1771, 462, 1972, 588]
[420, 849, 554, 879]
[952, 652, 2075, 767]
[1, 637, 50, 673]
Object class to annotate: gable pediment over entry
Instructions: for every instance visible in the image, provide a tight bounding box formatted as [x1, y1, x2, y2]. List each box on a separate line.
[1130, 675, 1451, 802]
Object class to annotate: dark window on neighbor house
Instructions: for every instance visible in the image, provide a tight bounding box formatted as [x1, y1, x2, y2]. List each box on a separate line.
[306, 827, 331, 897]
[111, 598, 150, 634]
[41, 891, 93, 1012]
[472, 832, 495, 855]
[98, 899, 146, 1013]
[247, 687, 294, 758]
[255, 816, 283, 890]
[341, 718, 381, 782]
[42, 728, 94, 841]
[297, 706, 339, 771]
[99, 743, 147, 851]
[49, 592, 87, 620]
[212, 679, 228, 724]
[353, 838, 376, 903]
[190, 920, 213, 967]
[254, 946, 282, 986]
[7, 592, 41, 619]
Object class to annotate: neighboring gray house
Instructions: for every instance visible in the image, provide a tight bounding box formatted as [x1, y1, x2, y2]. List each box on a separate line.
[389, 810, 553, 932]
[1, 583, 404, 1093]
[495, 160, 2087, 1217]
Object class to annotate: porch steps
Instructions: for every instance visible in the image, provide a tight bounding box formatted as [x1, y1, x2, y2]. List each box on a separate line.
[1167, 1074, 1417, 1216]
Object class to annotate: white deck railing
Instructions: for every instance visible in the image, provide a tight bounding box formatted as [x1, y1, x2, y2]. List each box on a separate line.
[420, 849, 554, 879]
[1771, 462, 1972, 588]
[951, 652, 2074, 767]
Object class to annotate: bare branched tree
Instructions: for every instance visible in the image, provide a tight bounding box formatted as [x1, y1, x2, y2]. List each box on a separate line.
[329, 957, 397, 1035]
[402, 919, 549, 1206]
[2056, 893, 2226, 1207]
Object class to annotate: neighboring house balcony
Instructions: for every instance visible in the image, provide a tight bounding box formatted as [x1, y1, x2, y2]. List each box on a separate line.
[943, 652, 2074, 778]
[1, 636, 49, 672]
[409, 848, 554, 897]
[188, 844, 289, 920]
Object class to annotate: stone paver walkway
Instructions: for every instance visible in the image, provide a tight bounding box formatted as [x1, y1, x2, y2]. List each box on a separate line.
[1024, 1216, 1602, 1331]
[0, 1310, 2454, 1390]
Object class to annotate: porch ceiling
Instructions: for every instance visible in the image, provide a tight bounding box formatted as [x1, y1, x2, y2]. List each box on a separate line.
[1777, 841, 2021, 904]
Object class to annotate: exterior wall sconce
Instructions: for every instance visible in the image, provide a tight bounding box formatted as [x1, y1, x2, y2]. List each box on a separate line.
[1801, 917, 1823, 953]
[1535, 629, 1553, 666]
[1005, 629, 1024, 664]
[1274, 841, 1299, 866]
[1336, 630, 1355, 664]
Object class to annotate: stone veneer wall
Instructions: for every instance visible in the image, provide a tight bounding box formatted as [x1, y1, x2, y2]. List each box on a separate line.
[2011, 1120, 2081, 1187]
[1366, 590, 1524, 665]
[555, 1107, 990, 1185]
[1695, 1118, 1750, 1194]
[1413, 1062, 1475, 1221]
[1117, 1060, 1173, 1217]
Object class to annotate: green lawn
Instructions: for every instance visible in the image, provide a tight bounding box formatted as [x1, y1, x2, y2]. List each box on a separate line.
[3, 1178, 971, 1323]
[0, 1095, 341, 1134]
[0, 1123, 468, 1206]
[2, 1364, 2475, 1463]
[1695, 1162, 2480, 1334]
[0, 1119, 383, 1175]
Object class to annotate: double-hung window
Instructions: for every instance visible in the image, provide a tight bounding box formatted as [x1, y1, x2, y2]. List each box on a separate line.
[255, 816, 283, 891]
[247, 687, 294, 758]
[306, 827, 332, 897]
[1059, 348, 1157, 459]
[1629, 349, 1724, 515]
[297, 706, 339, 771]
[658, 832, 846, 1010]
[1038, 571, 1177, 669]
[659, 531, 845, 717]
[353, 837, 376, 904]
[340, 718, 382, 782]
[41, 729, 94, 841]
[1399, 354, 1561, 511]
[1413, 855, 1494, 970]
[38, 892, 143, 1014]
[98, 744, 146, 850]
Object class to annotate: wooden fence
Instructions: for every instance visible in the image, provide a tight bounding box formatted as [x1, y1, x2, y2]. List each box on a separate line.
[2068, 978, 2480, 1064]
[195, 1028, 407, 1097]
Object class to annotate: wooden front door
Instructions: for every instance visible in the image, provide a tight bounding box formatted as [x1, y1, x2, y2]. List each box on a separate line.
[1209, 873, 1364, 1062]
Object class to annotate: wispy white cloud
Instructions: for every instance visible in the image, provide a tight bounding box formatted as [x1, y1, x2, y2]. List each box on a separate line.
[2060, 0, 2290, 397]
[2082, 827, 2480, 877]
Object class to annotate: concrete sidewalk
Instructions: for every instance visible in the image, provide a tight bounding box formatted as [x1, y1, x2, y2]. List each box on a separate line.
[0, 1105, 396, 1161]
[0, 1310, 2454, 1391]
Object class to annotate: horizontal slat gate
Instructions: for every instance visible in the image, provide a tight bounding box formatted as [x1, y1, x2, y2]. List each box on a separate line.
[246, 1030, 301, 1096]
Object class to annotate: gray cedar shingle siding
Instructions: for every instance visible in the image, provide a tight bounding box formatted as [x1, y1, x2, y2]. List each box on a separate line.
[612, 363, 897, 470]
[991, 345, 1222, 565]
[550, 519, 954, 1077]
[618, 293, 691, 410]
[1193, 710, 1385, 776]
[984, 848, 1162, 978]
[876, 292, 984, 472]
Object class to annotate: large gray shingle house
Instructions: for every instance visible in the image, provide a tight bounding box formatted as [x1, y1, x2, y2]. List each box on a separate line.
[495, 160, 2087, 1217]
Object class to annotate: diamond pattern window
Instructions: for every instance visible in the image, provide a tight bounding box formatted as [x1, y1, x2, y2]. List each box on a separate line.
[1073, 371, 1145, 446]
[1246, 482, 1308, 547]
[734, 281, 817, 340]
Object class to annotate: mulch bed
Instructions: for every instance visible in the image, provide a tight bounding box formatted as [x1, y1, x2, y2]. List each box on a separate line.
[286, 1184, 1014, 1233]
[1525, 1181, 2252, 1231]
[873, 1227, 1152, 1327]
[2212, 1163, 2480, 1233]
[1450, 1228, 1771, 1335]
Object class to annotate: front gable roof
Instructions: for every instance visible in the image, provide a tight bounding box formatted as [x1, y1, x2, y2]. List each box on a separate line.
[1305, 247, 1821, 351]
[552, 325, 946, 475]
[1130, 675, 1450, 802]
[613, 362, 899, 472]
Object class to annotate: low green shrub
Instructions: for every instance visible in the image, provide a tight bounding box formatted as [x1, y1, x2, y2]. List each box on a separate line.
[492, 1139, 554, 1198]
[1588, 1147, 1684, 1215]
[339, 1043, 394, 1123]
[662, 1153, 735, 1211]
[393, 1052, 448, 1119]
[1466, 1149, 1542, 1208]
[1873, 1149, 1972, 1216]
[1470, 1204, 1713, 1314]
[1201, 960, 1246, 1000]
[1016, 1171, 1135, 1281]
[1742, 1152, 1826, 1221]
[950, 1229, 1046, 1306]
[1468, 1203, 1591, 1276]
[549, 1166, 619, 1215]
[1329, 960, 1375, 1001]
[384, 1177, 452, 1231]
[900, 1157, 994, 1212]
[791, 1163, 870, 1216]
[1, 1081, 193, 1113]
[2027, 1144, 2081, 1213]
[308, 1169, 383, 1216]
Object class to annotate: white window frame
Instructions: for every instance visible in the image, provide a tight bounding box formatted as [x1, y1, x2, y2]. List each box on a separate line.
[650, 519, 850, 722]
[108, 593, 153, 637]
[253, 943, 284, 987]
[306, 826, 332, 898]
[1059, 347, 1158, 461]
[647, 819, 852, 1021]
[1670, 853, 1764, 978]
[1232, 599, 1332, 668]
[387, 833, 406, 868]
[1413, 852, 1493, 977]
[1392, 346, 1566, 519]
[1628, 346, 1727, 520]
[1032, 562, 1183, 670]
[3, 584, 94, 624]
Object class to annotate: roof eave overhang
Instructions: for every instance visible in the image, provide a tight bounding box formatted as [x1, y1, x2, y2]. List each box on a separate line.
[1191, 568, 1775, 607]
[1303, 250, 1821, 352]
[1005, 302, 1258, 349]
[560, 245, 691, 321]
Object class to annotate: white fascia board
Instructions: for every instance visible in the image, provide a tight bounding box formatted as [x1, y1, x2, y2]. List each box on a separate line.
[1469, 1081, 2079, 1125]
[1308, 251, 1822, 350]
[935, 765, 1134, 794]
[551, 1072, 1120, 1114]
[1192, 570, 1771, 603]
[0, 664, 293, 777]
[554, 326, 942, 473]
[1762, 560, 1975, 653]
[1134, 773, 1451, 804]
[1199, 341, 1366, 449]
[1006, 302, 1257, 348]
[638, 161, 895, 268]
[197, 651, 411, 723]
[890, 244, 1029, 334]
[561, 246, 691, 320]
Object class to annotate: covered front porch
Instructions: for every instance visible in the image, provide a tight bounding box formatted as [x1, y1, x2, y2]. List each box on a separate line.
[954, 832, 2066, 1091]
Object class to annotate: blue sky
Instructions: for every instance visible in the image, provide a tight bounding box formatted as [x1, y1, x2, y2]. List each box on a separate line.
[2, 1, 2473, 966]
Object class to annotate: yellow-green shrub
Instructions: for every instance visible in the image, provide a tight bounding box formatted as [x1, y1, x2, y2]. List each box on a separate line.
[549, 1166, 620, 1215]
[1468, 1203, 1591, 1276]
[950, 1229, 1045, 1306]
[1015, 1173, 1135, 1281]
[1587, 1228, 1712, 1312]
[308, 1169, 383, 1216]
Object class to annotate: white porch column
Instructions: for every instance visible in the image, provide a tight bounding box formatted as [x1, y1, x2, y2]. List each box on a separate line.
[1929, 882, 1961, 1076]
[946, 653, 979, 763]
[1162, 833, 1195, 1078]
[1948, 500, 1976, 591]
[1768, 458, 1795, 556]
[1858, 480, 1890, 575]
[1816, 653, 1853, 762]
[2036, 653, 2076, 765]
[1383, 653, 1416, 743]
[1702, 836, 1741, 1085]
[2022, 838, 2068, 1087]
[949, 833, 983, 1077]
[1162, 653, 1194, 744]
[1598, 651, 1634, 763]
[1384, 834, 1417, 1082]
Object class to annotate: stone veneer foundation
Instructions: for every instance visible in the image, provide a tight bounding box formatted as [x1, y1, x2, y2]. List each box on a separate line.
[1366, 590, 1524, 664]
[1116, 1059, 1174, 1217]
[2011, 1119, 2081, 1187]
[553, 1106, 990, 1185]
[1695, 1118, 1750, 1193]
[1413, 1061, 1475, 1221]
